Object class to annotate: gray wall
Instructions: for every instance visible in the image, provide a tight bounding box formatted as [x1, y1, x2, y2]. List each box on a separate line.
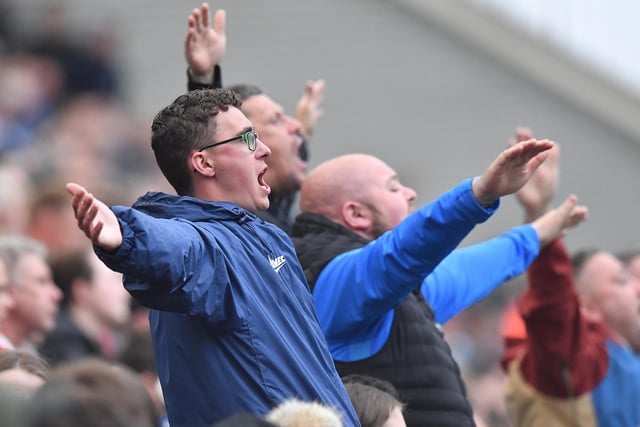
[7, 0, 640, 253]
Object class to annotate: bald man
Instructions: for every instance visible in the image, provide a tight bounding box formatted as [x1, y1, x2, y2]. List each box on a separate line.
[291, 140, 586, 427]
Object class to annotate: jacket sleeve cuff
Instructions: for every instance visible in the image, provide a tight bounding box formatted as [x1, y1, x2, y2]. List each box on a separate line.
[458, 178, 500, 222]
[94, 208, 135, 267]
[187, 65, 222, 91]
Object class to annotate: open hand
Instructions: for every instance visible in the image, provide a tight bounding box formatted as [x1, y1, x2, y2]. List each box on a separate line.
[185, 3, 226, 84]
[67, 183, 123, 251]
[472, 139, 554, 207]
[296, 79, 326, 139]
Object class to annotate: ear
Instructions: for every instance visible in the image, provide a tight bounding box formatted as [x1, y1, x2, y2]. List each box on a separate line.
[578, 295, 604, 323]
[341, 201, 373, 233]
[191, 151, 216, 177]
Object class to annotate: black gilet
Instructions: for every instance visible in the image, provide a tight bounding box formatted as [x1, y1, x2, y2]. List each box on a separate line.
[291, 213, 476, 427]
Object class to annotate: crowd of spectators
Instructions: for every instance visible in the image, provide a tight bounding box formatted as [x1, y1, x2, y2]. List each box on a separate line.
[0, 2, 638, 427]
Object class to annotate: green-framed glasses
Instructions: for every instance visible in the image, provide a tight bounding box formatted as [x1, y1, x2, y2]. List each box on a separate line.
[198, 130, 258, 152]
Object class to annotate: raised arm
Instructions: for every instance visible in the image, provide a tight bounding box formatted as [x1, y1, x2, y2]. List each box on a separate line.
[314, 139, 555, 341]
[295, 79, 326, 140]
[423, 133, 582, 323]
[185, 3, 226, 87]
[423, 194, 587, 324]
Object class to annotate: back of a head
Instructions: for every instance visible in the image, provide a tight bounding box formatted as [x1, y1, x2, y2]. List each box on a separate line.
[49, 250, 93, 308]
[119, 330, 157, 375]
[0, 235, 48, 278]
[0, 236, 48, 307]
[343, 381, 404, 427]
[212, 413, 278, 427]
[0, 349, 49, 394]
[266, 399, 343, 427]
[151, 88, 241, 196]
[571, 249, 600, 284]
[227, 84, 263, 104]
[300, 154, 381, 218]
[28, 358, 158, 427]
[342, 374, 400, 400]
[0, 383, 31, 427]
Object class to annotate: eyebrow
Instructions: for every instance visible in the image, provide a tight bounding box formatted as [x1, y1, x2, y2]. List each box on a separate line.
[386, 174, 400, 185]
[235, 126, 253, 137]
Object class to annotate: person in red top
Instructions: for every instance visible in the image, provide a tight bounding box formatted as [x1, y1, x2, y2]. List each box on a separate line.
[502, 129, 640, 427]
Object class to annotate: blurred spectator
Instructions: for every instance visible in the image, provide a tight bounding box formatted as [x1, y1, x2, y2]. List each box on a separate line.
[0, 255, 13, 325]
[26, 3, 121, 99]
[500, 128, 640, 426]
[21, 96, 149, 194]
[0, 235, 61, 351]
[212, 413, 278, 427]
[0, 160, 33, 234]
[0, 383, 30, 427]
[342, 376, 406, 427]
[266, 399, 343, 427]
[26, 184, 90, 258]
[120, 330, 167, 427]
[0, 348, 49, 393]
[28, 358, 159, 427]
[39, 249, 130, 365]
[0, 348, 48, 427]
[341, 375, 400, 400]
[0, 54, 62, 152]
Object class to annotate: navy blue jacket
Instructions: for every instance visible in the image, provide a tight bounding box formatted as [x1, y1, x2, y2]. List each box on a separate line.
[96, 192, 360, 427]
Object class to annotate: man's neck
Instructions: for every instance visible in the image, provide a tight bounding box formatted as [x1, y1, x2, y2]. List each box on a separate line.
[0, 319, 30, 349]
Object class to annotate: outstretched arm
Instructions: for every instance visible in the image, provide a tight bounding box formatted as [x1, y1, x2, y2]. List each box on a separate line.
[472, 139, 553, 207]
[531, 195, 587, 247]
[295, 79, 326, 140]
[185, 3, 226, 85]
[66, 183, 123, 251]
[423, 194, 587, 324]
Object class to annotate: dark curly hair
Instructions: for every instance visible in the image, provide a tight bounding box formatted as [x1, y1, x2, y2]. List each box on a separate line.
[151, 88, 242, 196]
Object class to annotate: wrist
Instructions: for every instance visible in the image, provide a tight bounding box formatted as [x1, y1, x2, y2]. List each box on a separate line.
[524, 207, 548, 223]
[188, 67, 215, 85]
[471, 176, 497, 208]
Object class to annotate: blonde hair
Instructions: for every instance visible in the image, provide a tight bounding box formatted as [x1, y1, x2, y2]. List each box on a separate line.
[266, 399, 343, 427]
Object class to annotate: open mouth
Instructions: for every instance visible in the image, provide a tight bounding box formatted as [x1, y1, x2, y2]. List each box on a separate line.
[258, 168, 270, 193]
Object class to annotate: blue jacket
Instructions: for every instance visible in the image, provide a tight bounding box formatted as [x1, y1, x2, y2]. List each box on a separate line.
[96, 192, 360, 427]
[312, 179, 539, 361]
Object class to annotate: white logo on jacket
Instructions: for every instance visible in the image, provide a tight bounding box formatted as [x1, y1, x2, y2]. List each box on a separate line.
[269, 255, 287, 273]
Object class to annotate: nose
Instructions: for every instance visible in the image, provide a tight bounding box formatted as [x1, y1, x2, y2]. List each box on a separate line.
[287, 115, 302, 135]
[51, 282, 63, 302]
[403, 185, 417, 203]
[256, 139, 271, 158]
